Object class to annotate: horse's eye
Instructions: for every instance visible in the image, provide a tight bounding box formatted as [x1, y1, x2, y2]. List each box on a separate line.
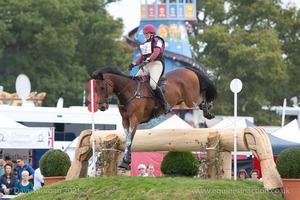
[100, 86, 106, 91]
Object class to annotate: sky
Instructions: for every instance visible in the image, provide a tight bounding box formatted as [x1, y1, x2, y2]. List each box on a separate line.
[107, 0, 141, 35]
[107, 0, 300, 35]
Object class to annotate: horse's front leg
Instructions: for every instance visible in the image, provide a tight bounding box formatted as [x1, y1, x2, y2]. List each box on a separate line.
[118, 115, 139, 170]
[118, 127, 135, 170]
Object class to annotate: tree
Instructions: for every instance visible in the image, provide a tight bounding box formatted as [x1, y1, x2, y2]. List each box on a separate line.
[0, 0, 131, 107]
[275, 5, 300, 100]
[189, 0, 295, 125]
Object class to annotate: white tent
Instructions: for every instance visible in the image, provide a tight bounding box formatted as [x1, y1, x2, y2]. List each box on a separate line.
[270, 119, 300, 143]
[211, 117, 255, 128]
[152, 115, 193, 129]
[210, 118, 234, 128]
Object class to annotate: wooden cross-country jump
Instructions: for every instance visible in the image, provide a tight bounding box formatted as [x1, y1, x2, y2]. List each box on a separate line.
[66, 127, 283, 191]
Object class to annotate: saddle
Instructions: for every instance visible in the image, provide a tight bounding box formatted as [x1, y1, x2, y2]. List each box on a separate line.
[135, 74, 167, 96]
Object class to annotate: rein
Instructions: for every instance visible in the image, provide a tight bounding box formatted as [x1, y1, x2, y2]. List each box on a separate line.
[115, 75, 135, 97]
[97, 71, 152, 109]
[118, 80, 152, 109]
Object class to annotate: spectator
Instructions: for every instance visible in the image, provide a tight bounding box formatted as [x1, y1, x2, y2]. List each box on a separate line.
[250, 169, 262, 181]
[16, 157, 34, 183]
[237, 168, 249, 179]
[147, 164, 155, 177]
[0, 159, 5, 176]
[0, 163, 18, 195]
[96, 167, 102, 177]
[14, 170, 33, 195]
[137, 164, 148, 177]
[33, 161, 44, 190]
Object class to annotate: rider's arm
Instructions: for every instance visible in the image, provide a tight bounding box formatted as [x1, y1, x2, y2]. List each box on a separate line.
[133, 54, 143, 65]
[149, 47, 160, 61]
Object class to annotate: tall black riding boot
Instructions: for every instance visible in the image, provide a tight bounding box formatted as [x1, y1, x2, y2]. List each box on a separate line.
[154, 86, 171, 114]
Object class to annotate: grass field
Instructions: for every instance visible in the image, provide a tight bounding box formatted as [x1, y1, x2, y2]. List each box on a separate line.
[14, 176, 284, 200]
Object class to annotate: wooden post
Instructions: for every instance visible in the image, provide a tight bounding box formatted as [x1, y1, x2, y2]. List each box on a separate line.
[66, 130, 92, 180]
[98, 134, 122, 176]
[66, 160, 89, 180]
[206, 131, 221, 179]
[220, 151, 232, 179]
[244, 127, 283, 191]
[206, 132, 232, 179]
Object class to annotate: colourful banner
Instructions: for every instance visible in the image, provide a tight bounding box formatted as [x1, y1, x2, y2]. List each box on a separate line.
[158, 5, 167, 18]
[140, 3, 196, 20]
[169, 4, 177, 18]
[141, 5, 147, 19]
[185, 4, 195, 19]
[147, 5, 155, 19]
[178, 5, 184, 18]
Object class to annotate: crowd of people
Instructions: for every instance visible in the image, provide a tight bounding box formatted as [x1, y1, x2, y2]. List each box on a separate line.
[135, 161, 262, 181]
[0, 156, 44, 198]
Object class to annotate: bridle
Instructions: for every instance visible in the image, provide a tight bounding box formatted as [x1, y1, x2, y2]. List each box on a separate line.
[95, 79, 113, 107]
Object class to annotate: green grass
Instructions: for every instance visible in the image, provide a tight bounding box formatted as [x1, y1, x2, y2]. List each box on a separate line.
[15, 177, 284, 200]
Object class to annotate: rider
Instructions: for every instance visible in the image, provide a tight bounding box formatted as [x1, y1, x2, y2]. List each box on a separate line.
[128, 24, 171, 114]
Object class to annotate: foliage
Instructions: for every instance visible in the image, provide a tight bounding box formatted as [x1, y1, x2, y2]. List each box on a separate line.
[40, 149, 71, 177]
[276, 147, 300, 179]
[190, 0, 300, 125]
[0, 0, 132, 107]
[160, 151, 199, 177]
[14, 176, 284, 200]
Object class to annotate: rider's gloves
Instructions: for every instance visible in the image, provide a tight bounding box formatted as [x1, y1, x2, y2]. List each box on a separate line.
[128, 62, 135, 70]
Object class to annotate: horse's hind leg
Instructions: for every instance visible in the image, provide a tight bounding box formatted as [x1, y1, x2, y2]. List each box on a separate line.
[200, 91, 215, 119]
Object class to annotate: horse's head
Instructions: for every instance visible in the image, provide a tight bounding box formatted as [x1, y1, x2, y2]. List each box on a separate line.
[90, 71, 113, 111]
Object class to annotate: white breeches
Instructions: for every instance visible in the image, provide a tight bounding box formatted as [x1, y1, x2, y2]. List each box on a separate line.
[135, 60, 163, 90]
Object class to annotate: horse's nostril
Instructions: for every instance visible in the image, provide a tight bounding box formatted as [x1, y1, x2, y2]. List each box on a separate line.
[99, 106, 106, 111]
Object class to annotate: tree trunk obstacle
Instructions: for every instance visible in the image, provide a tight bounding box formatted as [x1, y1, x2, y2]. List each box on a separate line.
[66, 127, 283, 191]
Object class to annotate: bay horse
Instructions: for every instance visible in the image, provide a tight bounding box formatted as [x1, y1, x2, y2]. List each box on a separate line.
[90, 66, 217, 170]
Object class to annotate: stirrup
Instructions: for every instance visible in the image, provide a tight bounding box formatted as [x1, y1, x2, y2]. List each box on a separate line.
[164, 104, 172, 114]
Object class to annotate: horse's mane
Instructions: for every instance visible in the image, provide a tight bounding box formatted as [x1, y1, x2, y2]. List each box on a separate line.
[91, 67, 133, 80]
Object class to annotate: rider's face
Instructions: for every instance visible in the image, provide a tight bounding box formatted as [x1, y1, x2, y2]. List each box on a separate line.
[143, 33, 151, 40]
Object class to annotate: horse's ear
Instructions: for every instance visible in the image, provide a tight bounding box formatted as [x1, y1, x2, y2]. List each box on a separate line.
[90, 73, 95, 79]
[90, 71, 103, 80]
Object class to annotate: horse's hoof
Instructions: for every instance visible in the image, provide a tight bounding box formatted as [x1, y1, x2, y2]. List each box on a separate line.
[200, 103, 206, 111]
[205, 113, 215, 119]
[118, 161, 131, 170]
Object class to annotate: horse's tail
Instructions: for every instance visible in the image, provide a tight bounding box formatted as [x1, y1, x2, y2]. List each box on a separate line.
[185, 66, 217, 102]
